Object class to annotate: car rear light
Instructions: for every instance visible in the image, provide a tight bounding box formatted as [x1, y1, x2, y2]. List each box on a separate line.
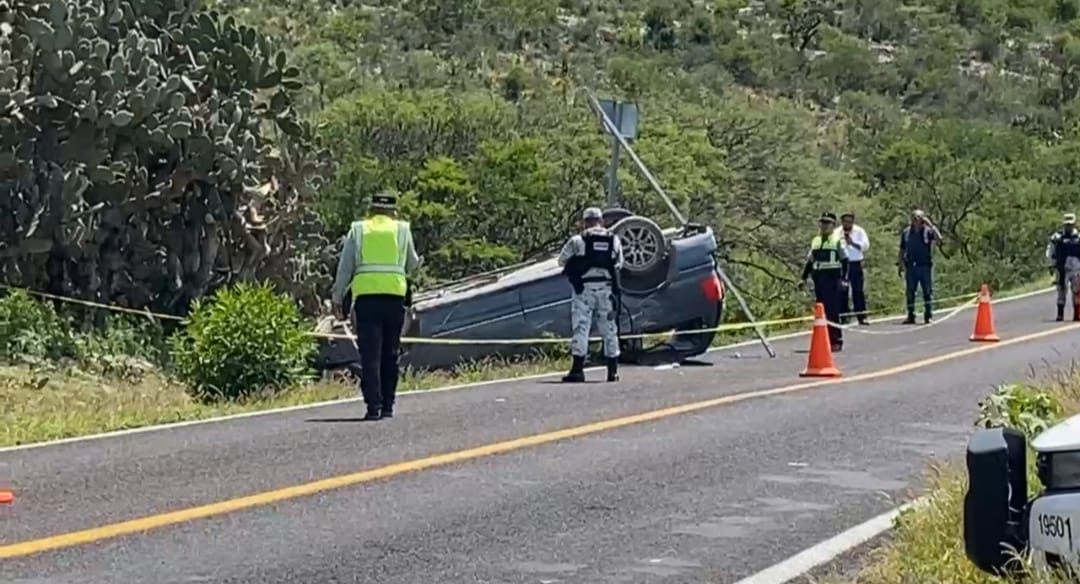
[701, 273, 722, 302]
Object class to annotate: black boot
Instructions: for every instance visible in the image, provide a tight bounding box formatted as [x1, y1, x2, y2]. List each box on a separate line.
[562, 356, 586, 383]
[606, 357, 619, 382]
[362, 405, 382, 421]
[902, 314, 916, 325]
[381, 404, 394, 418]
[1057, 305, 1065, 322]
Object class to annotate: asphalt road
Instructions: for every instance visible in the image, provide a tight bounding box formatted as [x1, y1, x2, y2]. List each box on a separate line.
[2, 291, 1079, 583]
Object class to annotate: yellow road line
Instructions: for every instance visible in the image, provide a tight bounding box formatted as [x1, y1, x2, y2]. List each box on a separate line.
[3, 323, 1078, 560]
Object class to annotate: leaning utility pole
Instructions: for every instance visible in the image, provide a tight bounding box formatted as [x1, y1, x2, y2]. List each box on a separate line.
[583, 88, 777, 358]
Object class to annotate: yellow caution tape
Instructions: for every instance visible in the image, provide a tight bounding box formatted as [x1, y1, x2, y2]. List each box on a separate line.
[0, 284, 985, 346]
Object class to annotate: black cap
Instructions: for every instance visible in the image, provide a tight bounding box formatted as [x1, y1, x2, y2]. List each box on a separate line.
[370, 192, 397, 209]
[819, 212, 837, 223]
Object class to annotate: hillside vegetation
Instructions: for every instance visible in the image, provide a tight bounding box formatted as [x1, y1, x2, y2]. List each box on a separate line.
[1, 0, 1078, 443]
[223, 0, 1080, 318]
[4, 0, 1079, 320]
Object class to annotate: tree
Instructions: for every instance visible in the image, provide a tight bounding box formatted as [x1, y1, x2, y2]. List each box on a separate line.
[644, 4, 677, 51]
[776, 0, 836, 55]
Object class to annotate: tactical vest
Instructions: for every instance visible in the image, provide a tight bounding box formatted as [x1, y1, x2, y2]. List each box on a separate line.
[1055, 230, 1080, 268]
[563, 231, 617, 293]
[580, 232, 617, 282]
[810, 234, 843, 273]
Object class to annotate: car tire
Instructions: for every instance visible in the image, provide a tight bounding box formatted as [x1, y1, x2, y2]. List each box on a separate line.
[669, 298, 723, 357]
[612, 215, 667, 277]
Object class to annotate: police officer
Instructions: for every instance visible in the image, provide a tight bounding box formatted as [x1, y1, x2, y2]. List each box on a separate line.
[557, 207, 624, 383]
[801, 212, 849, 352]
[331, 191, 420, 421]
[1047, 212, 1080, 322]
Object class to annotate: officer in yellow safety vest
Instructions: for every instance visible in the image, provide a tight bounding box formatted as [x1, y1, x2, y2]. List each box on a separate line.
[332, 191, 420, 421]
[800, 212, 849, 352]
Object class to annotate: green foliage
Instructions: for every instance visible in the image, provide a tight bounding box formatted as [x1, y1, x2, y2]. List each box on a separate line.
[977, 383, 1065, 438]
[0, 0, 331, 317]
[0, 289, 68, 361]
[170, 282, 315, 401]
[200, 0, 1080, 330]
[0, 289, 162, 379]
[6, 0, 1080, 373]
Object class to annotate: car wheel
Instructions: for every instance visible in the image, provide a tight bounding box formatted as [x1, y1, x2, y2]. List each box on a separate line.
[669, 299, 723, 357]
[612, 215, 667, 277]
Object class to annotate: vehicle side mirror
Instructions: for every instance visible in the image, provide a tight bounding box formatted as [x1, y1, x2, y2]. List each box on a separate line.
[964, 426, 1028, 575]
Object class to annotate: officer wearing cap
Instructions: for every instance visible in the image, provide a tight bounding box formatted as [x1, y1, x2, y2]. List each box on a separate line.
[801, 212, 849, 351]
[331, 191, 420, 420]
[1047, 212, 1080, 321]
[557, 206, 624, 382]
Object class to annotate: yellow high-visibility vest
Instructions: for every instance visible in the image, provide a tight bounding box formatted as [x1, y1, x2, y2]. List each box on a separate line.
[810, 234, 843, 271]
[349, 215, 409, 298]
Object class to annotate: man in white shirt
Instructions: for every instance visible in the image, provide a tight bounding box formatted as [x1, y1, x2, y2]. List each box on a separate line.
[836, 212, 870, 325]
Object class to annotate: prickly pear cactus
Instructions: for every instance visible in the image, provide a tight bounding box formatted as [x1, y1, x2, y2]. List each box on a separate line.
[0, 0, 333, 315]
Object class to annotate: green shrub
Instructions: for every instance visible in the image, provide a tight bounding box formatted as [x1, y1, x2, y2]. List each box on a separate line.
[976, 383, 1064, 439]
[170, 282, 316, 401]
[71, 317, 165, 381]
[0, 289, 70, 363]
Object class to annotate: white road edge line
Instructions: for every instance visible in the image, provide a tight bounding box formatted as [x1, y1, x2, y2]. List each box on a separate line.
[1, 287, 1053, 453]
[729, 499, 921, 584]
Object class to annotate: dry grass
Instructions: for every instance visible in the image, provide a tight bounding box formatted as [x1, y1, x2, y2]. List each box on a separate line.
[0, 355, 566, 447]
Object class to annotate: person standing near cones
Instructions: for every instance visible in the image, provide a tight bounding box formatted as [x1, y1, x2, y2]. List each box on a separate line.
[801, 212, 849, 352]
[331, 191, 421, 421]
[835, 212, 870, 325]
[898, 209, 942, 324]
[558, 207, 624, 383]
[1046, 212, 1080, 322]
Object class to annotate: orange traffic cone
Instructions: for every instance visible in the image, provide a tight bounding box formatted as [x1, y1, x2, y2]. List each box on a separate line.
[970, 284, 1000, 342]
[0, 489, 13, 504]
[800, 303, 841, 377]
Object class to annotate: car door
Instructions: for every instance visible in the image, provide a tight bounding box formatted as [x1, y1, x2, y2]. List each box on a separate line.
[519, 268, 575, 344]
[408, 283, 528, 369]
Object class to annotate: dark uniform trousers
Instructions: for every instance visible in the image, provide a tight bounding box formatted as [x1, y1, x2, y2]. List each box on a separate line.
[845, 260, 866, 321]
[351, 293, 406, 410]
[813, 271, 845, 346]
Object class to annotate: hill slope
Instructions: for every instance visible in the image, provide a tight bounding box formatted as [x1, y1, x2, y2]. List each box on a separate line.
[222, 0, 1080, 318]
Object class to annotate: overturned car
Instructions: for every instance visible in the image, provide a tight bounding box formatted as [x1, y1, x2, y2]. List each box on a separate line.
[964, 415, 1080, 577]
[316, 207, 725, 373]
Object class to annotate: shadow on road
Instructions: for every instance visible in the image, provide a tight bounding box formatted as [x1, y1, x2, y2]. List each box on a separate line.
[304, 417, 378, 423]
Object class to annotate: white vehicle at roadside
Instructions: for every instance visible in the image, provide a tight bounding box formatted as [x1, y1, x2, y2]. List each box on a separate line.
[965, 413, 1080, 577]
